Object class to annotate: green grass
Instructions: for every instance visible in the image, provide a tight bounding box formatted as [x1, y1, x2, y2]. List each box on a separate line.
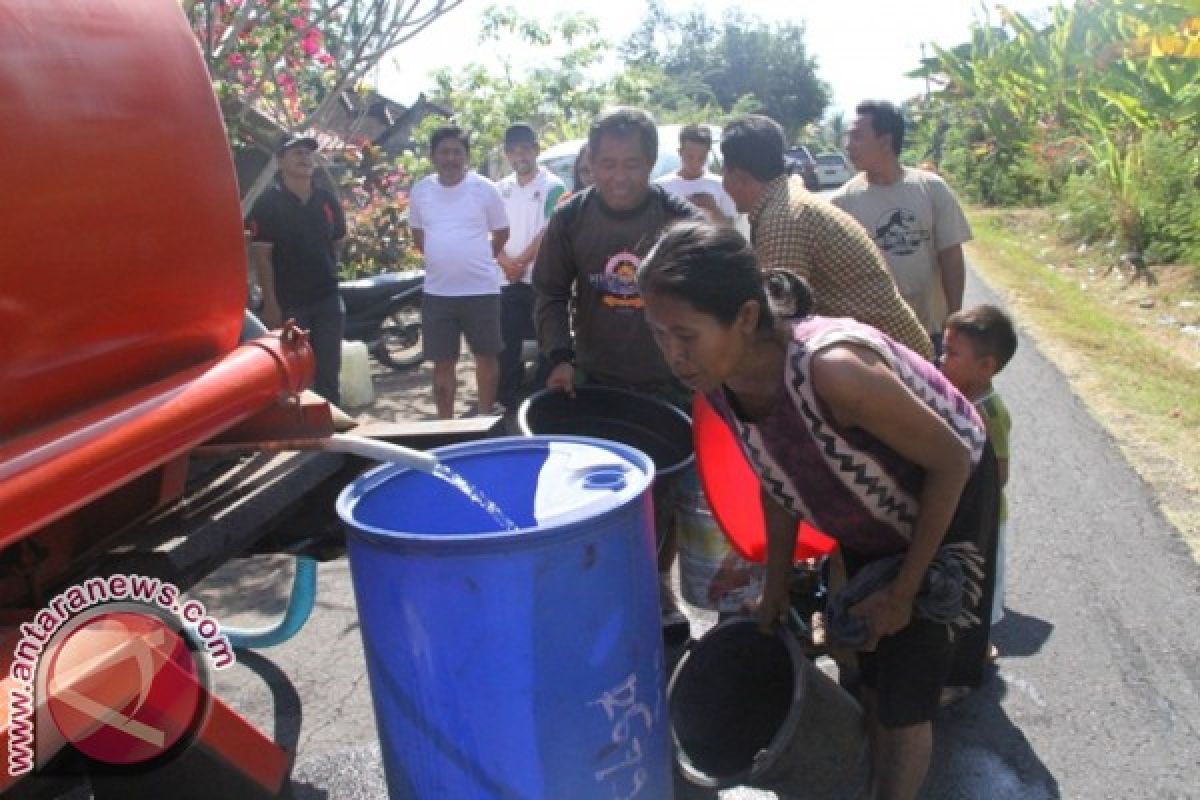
[968, 209, 1200, 550]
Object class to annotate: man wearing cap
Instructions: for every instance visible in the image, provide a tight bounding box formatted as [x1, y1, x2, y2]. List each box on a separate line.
[495, 123, 565, 411]
[249, 133, 347, 405]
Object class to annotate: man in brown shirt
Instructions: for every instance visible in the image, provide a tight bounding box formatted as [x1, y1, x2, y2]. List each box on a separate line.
[534, 107, 704, 646]
[720, 115, 933, 360]
[534, 109, 704, 395]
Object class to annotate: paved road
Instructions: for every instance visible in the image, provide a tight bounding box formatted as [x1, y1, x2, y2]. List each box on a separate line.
[180, 269, 1200, 799]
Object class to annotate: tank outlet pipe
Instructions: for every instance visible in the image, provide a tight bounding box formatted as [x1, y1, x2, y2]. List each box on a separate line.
[225, 555, 318, 650]
[319, 433, 440, 474]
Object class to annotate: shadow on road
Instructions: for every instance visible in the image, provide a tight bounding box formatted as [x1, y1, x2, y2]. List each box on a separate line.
[234, 649, 304, 756]
[928, 669, 1060, 799]
[282, 781, 329, 799]
[190, 555, 296, 618]
[233, 650, 335, 800]
[991, 608, 1055, 659]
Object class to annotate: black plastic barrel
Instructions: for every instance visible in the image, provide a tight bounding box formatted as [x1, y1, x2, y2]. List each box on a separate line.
[517, 386, 694, 477]
[668, 618, 868, 798]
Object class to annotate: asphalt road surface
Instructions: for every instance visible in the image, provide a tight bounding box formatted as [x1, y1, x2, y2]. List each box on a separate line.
[78, 267, 1198, 799]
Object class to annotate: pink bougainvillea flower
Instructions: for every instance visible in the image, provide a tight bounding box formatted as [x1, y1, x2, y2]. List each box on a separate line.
[301, 37, 320, 56]
[227, 53, 245, 67]
[291, 16, 307, 30]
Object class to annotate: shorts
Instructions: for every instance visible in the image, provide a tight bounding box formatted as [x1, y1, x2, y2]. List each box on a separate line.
[849, 609, 954, 728]
[421, 293, 503, 361]
[842, 442, 999, 728]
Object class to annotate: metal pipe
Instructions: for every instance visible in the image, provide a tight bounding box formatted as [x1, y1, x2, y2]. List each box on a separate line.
[0, 327, 315, 549]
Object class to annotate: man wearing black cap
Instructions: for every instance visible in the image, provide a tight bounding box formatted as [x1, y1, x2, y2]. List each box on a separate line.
[249, 133, 347, 405]
[495, 123, 565, 410]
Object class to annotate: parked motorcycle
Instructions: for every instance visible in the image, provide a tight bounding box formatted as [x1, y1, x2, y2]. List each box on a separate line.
[340, 269, 424, 371]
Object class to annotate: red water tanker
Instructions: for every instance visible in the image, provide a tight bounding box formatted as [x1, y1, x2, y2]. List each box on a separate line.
[0, 1, 334, 795]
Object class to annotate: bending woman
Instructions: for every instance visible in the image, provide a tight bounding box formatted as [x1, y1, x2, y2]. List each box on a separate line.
[637, 220, 997, 800]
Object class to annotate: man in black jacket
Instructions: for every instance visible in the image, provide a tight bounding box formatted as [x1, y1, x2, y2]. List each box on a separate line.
[533, 108, 703, 644]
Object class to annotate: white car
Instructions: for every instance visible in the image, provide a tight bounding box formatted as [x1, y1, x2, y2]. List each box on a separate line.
[814, 152, 855, 187]
[538, 123, 750, 238]
[538, 124, 724, 191]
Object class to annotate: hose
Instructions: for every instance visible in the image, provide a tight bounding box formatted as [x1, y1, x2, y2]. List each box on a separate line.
[225, 555, 319, 650]
[221, 436, 436, 650]
[320, 433, 439, 474]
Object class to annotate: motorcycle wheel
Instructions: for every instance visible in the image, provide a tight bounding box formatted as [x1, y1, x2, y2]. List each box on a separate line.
[373, 296, 424, 371]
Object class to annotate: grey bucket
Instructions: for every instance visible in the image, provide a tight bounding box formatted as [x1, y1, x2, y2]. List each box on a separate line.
[668, 617, 869, 799]
[674, 487, 763, 612]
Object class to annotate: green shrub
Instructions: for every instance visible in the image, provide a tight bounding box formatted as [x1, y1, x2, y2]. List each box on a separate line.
[1137, 130, 1200, 266]
[334, 143, 422, 279]
[1056, 130, 1200, 268]
[1057, 170, 1118, 245]
[932, 119, 1056, 208]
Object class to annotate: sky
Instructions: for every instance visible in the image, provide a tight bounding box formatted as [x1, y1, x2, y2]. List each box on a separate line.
[377, 0, 1059, 120]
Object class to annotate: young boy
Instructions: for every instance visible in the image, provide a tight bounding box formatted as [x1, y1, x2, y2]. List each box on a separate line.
[940, 304, 1018, 632]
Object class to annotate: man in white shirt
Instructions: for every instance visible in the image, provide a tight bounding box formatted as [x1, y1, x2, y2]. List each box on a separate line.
[408, 125, 510, 418]
[495, 123, 565, 410]
[654, 124, 737, 227]
[832, 100, 972, 356]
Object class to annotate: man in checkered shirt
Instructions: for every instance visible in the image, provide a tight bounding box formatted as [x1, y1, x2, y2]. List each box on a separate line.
[719, 115, 933, 360]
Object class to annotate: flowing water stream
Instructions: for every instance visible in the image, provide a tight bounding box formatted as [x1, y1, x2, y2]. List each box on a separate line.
[432, 463, 520, 532]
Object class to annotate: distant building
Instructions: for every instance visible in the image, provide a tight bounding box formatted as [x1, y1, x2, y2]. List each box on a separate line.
[324, 89, 452, 159]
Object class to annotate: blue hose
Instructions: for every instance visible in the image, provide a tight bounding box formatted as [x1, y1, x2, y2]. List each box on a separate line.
[225, 555, 318, 650]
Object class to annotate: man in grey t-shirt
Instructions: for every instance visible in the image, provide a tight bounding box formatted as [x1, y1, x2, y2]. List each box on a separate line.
[833, 100, 972, 356]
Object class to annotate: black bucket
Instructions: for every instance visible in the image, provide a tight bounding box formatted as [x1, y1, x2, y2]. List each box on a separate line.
[517, 386, 694, 477]
[668, 617, 868, 798]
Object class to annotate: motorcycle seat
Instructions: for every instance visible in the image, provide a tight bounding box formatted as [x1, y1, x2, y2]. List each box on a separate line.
[340, 271, 422, 305]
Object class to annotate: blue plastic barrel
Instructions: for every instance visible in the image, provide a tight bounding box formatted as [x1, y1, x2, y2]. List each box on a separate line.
[337, 435, 672, 800]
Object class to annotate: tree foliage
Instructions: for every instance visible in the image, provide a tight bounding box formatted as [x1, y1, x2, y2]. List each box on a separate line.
[403, 5, 612, 179]
[184, 0, 464, 209]
[619, 2, 830, 140]
[806, 112, 847, 153]
[906, 0, 1200, 260]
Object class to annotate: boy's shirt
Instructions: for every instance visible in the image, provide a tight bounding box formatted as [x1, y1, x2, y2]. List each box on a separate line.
[974, 389, 1012, 523]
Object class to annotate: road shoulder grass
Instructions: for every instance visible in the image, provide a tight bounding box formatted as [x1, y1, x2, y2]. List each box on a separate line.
[967, 208, 1200, 558]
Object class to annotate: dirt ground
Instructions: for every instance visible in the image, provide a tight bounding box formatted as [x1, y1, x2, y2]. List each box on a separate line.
[344, 354, 505, 422]
[987, 209, 1200, 364]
